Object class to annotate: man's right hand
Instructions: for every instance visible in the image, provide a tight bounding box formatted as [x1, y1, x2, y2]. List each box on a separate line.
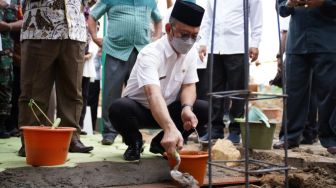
[93, 37, 103, 48]
[198, 45, 207, 62]
[160, 127, 184, 156]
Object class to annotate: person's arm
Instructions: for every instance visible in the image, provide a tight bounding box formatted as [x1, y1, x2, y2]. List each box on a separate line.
[87, 16, 102, 47]
[198, 0, 212, 61]
[151, 4, 163, 41]
[166, 0, 173, 8]
[144, 84, 184, 155]
[152, 20, 162, 41]
[88, 2, 108, 47]
[180, 83, 198, 131]
[249, 0, 263, 62]
[0, 20, 22, 32]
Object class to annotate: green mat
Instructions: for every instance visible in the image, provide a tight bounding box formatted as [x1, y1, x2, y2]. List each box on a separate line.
[0, 134, 161, 172]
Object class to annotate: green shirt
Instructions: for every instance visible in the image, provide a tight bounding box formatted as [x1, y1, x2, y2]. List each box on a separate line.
[90, 0, 162, 61]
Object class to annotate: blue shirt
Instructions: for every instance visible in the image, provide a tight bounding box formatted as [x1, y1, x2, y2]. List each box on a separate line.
[90, 0, 162, 61]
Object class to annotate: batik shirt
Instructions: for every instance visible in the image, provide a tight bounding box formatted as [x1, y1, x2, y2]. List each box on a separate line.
[21, 0, 87, 42]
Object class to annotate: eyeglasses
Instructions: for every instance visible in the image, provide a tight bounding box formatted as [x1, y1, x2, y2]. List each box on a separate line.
[171, 26, 201, 42]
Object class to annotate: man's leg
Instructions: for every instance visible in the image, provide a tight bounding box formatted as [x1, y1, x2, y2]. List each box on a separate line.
[312, 53, 336, 152]
[79, 76, 90, 133]
[5, 65, 20, 136]
[18, 40, 59, 156]
[57, 39, 93, 153]
[301, 72, 318, 144]
[88, 80, 100, 131]
[0, 53, 13, 138]
[200, 54, 226, 141]
[109, 97, 156, 161]
[101, 50, 138, 145]
[224, 54, 245, 143]
[196, 68, 208, 101]
[274, 54, 311, 149]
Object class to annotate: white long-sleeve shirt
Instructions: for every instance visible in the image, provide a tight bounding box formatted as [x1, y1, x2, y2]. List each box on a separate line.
[198, 0, 263, 54]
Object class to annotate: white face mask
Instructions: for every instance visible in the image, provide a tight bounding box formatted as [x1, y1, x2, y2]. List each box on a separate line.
[171, 36, 196, 54]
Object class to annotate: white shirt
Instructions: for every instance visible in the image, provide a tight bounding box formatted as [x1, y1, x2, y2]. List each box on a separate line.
[123, 36, 199, 108]
[198, 0, 263, 54]
[83, 41, 98, 79]
[280, 16, 290, 32]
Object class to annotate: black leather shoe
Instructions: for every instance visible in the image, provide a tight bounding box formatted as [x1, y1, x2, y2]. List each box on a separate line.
[69, 140, 94, 153]
[149, 141, 165, 155]
[101, 137, 114, 145]
[18, 146, 26, 157]
[0, 131, 10, 139]
[273, 140, 299, 149]
[123, 140, 144, 161]
[300, 137, 318, 145]
[327, 147, 336, 155]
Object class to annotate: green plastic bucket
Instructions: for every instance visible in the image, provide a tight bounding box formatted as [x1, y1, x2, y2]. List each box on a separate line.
[238, 120, 276, 150]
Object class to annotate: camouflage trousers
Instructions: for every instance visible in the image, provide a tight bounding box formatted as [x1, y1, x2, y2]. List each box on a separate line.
[0, 54, 13, 116]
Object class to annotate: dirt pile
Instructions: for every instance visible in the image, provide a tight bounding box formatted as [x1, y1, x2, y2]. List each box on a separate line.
[260, 165, 336, 188]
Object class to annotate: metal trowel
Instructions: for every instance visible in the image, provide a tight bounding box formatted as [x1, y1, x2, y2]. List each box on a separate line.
[170, 150, 199, 188]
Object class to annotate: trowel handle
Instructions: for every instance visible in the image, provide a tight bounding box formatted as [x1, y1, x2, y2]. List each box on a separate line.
[172, 150, 181, 170]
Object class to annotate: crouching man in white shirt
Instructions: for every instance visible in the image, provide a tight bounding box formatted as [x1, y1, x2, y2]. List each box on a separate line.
[108, 1, 208, 161]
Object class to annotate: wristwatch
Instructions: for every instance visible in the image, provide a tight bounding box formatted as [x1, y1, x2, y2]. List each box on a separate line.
[181, 104, 193, 111]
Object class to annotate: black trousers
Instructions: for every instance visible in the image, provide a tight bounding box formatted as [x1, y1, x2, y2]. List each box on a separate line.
[88, 80, 100, 130]
[197, 54, 245, 133]
[109, 98, 208, 146]
[281, 53, 336, 148]
[302, 72, 318, 140]
[5, 65, 20, 131]
[79, 77, 90, 129]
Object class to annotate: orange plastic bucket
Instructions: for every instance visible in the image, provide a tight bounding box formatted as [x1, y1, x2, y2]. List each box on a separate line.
[167, 150, 208, 185]
[21, 126, 76, 166]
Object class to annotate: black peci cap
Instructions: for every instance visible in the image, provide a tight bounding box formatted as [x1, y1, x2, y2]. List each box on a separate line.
[171, 1, 205, 27]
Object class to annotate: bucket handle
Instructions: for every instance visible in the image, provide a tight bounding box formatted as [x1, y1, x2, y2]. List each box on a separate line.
[28, 99, 61, 129]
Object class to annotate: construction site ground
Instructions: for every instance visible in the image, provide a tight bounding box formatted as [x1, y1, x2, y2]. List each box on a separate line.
[0, 127, 336, 188]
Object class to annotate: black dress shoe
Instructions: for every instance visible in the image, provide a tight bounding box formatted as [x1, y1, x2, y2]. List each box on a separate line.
[327, 147, 336, 155]
[80, 130, 87, 135]
[123, 140, 144, 161]
[18, 146, 26, 157]
[0, 131, 10, 139]
[273, 140, 299, 149]
[69, 140, 94, 153]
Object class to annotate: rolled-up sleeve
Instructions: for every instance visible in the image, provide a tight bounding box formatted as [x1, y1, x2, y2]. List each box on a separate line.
[249, 0, 263, 48]
[137, 52, 161, 88]
[90, 2, 109, 21]
[151, 5, 162, 23]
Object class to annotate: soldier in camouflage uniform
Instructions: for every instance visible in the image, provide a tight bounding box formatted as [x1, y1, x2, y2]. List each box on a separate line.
[0, 0, 22, 138]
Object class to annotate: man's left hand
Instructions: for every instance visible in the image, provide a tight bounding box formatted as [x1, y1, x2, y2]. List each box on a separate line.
[181, 107, 198, 131]
[249, 47, 259, 62]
